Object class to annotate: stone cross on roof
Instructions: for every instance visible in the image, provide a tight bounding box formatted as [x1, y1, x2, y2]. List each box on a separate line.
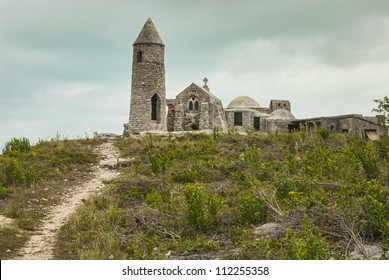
[203, 77, 209, 91]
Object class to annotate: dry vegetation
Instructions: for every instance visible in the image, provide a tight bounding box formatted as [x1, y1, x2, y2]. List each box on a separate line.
[1, 130, 389, 259]
[0, 135, 103, 259]
[48, 129, 389, 260]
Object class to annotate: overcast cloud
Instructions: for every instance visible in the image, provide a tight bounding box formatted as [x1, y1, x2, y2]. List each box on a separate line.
[1, 0, 389, 150]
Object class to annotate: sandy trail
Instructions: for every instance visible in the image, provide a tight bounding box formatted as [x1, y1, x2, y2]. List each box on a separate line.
[16, 141, 121, 260]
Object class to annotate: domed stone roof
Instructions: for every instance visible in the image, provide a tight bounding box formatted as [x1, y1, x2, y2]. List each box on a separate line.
[227, 96, 261, 109]
[268, 109, 296, 119]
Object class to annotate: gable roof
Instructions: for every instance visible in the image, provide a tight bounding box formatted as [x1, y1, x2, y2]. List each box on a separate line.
[176, 83, 222, 102]
[134, 18, 164, 46]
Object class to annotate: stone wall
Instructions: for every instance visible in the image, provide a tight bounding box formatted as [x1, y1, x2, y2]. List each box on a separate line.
[226, 110, 267, 131]
[265, 119, 292, 133]
[209, 102, 228, 131]
[126, 43, 167, 133]
[167, 103, 175, 132]
[270, 100, 291, 112]
[172, 84, 227, 131]
[293, 115, 387, 137]
[339, 116, 387, 136]
[226, 110, 250, 131]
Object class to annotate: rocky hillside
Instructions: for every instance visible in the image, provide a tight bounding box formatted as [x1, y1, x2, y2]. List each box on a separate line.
[1, 130, 389, 259]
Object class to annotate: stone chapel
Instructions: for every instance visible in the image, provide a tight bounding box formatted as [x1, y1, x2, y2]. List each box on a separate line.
[123, 18, 386, 138]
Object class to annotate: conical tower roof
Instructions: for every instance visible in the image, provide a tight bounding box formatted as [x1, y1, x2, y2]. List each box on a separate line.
[134, 18, 164, 46]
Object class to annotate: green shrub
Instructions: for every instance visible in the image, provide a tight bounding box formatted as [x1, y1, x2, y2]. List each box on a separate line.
[275, 178, 293, 201]
[381, 221, 389, 258]
[2, 137, 31, 156]
[184, 184, 206, 230]
[145, 190, 164, 209]
[315, 127, 331, 141]
[149, 153, 166, 176]
[238, 238, 284, 260]
[0, 184, 12, 199]
[338, 180, 389, 238]
[169, 235, 220, 254]
[172, 167, 200, 183]
[3, 158, 25, 186]
[243, 146, 261, 170]
[373, 136, 389, 161]
[24, 166, 38, 185]
[284, 216, 329, 260]
[361, 195, 386, 237]
[212, 127, 220, 142]
[238, 192, 265, 225]
[353, 143, 379, 180]
[207, 194, 221, 225]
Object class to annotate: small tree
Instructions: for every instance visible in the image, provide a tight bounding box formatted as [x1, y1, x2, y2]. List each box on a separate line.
[373, 96, 389, 124]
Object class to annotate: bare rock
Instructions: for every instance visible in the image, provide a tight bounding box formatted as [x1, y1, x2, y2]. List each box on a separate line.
[0, 215, 15, 228]
[254, 223, 285, 239]
[99, 158, 132, 169]
[349, 244, 386, 260]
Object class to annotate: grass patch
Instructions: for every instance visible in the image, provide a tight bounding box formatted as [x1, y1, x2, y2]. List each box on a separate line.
[0, 136, 103, 259]
[53, 132, 389, 259]
[0, 227, 29, 259]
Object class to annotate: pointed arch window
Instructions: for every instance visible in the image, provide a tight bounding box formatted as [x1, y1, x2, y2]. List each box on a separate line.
[194, 100, 199, 111]
[188, 97, 199, 111]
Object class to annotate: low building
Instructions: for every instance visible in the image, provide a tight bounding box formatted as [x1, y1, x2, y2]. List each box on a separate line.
[266, 109, 296, 133]
[225, 96, 270, 131]
[290, 114, 386, 139]
[166, 81, 228, 132]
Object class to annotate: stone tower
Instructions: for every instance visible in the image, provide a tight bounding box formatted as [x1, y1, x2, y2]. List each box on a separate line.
[124, 18, 166, 135]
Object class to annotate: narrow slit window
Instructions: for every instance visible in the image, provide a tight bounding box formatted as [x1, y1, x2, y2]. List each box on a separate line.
[151, 94, 158, 120]
[137, 51, 142, 63]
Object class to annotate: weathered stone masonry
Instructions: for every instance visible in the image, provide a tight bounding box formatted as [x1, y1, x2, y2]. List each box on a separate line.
[123, 18, 387, 138]
[124, 18, 166, 135]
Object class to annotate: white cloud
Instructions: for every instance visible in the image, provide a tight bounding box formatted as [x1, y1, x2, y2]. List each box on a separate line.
[2, 0, 389, 150]
[209, 36, 389, 118]
[49, 83, 102, 99]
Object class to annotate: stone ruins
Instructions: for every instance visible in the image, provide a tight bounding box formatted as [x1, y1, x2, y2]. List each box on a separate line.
[123, 18, 387, 139]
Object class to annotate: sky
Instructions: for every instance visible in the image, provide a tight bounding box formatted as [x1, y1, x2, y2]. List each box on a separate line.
[1, 0, 389, 150]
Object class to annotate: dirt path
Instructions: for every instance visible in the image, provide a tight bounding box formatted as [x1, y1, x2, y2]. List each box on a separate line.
[16, 140, 123, 260]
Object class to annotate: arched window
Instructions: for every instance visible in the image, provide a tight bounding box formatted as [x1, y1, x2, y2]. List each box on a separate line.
[188, 97, 199, 111]
[151, 94, 158, 120]
[194, 100, 199, 111]
[137, 51, 142, 63]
